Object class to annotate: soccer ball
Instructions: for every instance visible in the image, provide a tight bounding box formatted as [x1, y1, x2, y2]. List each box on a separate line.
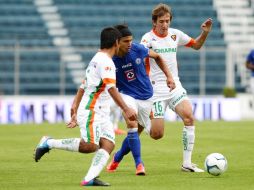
[204, 153, 228, 176]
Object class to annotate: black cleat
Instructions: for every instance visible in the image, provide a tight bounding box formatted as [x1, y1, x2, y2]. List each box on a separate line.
[80, 177, 110, 186]
[34, 136, 51, 162]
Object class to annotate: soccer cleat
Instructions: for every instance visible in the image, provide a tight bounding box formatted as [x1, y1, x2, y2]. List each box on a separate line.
[181, 163, 204, 172]
[80, 177, 110, 186]
[106, 155, 119, 172]
[136, 163, 146, 175]
[34, 136, 51, 162]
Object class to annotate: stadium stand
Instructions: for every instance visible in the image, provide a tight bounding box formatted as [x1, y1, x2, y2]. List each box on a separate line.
[0, 0, 60, 95]
[2, 0, 249, 95]
[214, 0, 254, 92]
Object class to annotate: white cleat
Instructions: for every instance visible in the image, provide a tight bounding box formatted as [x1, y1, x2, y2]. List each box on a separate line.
[181, 163, 204, 172]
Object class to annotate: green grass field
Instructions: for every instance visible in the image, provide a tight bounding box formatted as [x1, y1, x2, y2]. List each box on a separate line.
[1, 121, 254, 190]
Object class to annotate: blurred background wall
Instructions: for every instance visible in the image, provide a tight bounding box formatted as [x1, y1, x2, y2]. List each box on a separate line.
[0, 0, 254, 122]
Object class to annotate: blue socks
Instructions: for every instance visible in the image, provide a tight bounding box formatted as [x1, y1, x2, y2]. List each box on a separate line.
[114, 129, 142, 167]
[114, 137, 130, 162]
[128, 130, 142, 167]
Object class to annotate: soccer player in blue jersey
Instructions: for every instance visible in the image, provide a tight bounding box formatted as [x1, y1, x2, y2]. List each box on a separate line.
[106, 24, 175, 175]
[34, 27, 137, 186]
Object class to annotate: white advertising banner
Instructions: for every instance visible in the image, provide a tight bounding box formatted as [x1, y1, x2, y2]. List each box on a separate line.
[164, 97, 241, 121]
[0, 96, 73, 124]
[0, 96, 241, 124]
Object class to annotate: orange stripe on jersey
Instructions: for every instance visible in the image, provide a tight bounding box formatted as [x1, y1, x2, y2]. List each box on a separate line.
[103, 78, 116, 85]
[86, 110, 95, 143]
[89, 83, 106, 109]
[149, 110, 154, 120]
[85, 78, 114, 111]
[144, 57, 150, 75]
[89, 111, 95, 143]
[185, 38, 196, 47]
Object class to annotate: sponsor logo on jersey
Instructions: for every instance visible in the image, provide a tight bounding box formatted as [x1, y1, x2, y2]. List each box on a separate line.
[104, 133, 114, 141]
[171, 35, 176, 41]
[154, 48, 177, 53]
[122, 62, 132, 69]
[135, 58, 141, 65]
[124, 69, 136, 82]
[172, 92, 187, 106]
[154, 112, 164, 117]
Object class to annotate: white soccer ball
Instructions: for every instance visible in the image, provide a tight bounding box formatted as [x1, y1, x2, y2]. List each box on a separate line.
[204, 153, 228, 176]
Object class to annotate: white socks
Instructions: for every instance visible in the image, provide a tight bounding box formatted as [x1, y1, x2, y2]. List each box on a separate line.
[47, 138, 81, 152]
[128, 127, 138, 133]
[84, 149, 110, 182]
[182, 126, 195, 166]
[47, 139, 110, 183]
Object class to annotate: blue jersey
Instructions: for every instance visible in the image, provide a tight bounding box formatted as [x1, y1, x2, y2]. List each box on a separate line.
[113, 43, 153, 100]
[247, 50, 254, 76]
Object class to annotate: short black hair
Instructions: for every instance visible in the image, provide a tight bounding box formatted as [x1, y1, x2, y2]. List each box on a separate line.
[114, 24, 132, 37]
[100, 27, 122, 49]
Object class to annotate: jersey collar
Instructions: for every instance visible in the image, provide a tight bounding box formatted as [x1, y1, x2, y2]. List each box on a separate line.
[152, 28, 168, 38]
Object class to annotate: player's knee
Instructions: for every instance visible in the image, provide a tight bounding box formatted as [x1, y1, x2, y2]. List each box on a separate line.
[79, 141, 98, 153]
[150, 128, 164, 140]
[150, 131, 164, 140]
[183, 115, 194, 126]
[100, 138, 115, 154]
[150, 121, 164, 140]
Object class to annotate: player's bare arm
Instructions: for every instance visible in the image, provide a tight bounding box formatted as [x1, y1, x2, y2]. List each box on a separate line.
[71, 87, 84, 117]
[149, 49, 176, 90]
[191, 18, 213, 50]
[67, 87, 84, 128]
[108, 87, 137, 121]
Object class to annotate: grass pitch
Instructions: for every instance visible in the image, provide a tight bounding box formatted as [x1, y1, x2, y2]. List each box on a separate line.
[0, 121, 254, 190]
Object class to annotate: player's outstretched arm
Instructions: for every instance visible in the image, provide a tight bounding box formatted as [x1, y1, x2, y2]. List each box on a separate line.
[70, 87, 84, 117]
[67, 87, 84, 128]
[191, 18, 213, 50]
[149, 49, 176, 90]
[108, 87, 137, 121]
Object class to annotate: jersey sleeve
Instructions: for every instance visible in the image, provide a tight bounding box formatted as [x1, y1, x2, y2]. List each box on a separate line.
[98, 60, 116, 90]
[138, 43, 149, 59]
[175, 29, 194, 47]
[140, 32, 152, 48]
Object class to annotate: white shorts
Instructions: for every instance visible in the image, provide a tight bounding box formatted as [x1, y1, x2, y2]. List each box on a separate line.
[152, 83, 189, 119]
[77, 109, 115, 145]
[121, 93, 153, 132]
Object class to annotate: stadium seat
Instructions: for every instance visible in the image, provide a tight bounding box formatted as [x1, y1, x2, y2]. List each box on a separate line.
[0, 0, 228, 95]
